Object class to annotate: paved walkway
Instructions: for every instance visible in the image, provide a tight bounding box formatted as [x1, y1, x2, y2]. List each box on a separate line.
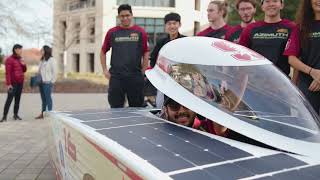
[0, 93, 107, 180]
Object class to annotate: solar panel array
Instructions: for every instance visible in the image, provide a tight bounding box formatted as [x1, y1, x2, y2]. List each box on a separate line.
[67, 109, 319, 180]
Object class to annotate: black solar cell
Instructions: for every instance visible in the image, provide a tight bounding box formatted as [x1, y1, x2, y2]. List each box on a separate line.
[71, 111, 141, 121]
[261, 165, 320, 180]
[171, 170, 218, 180]
[149, 123, 252, 159]
[83, 116, 162, 129]
[270, 170, 318, 180]
[296, 165, 320, 179]
[98, 127, 194, 172]
[204, 163, 254, 180]
[96, 118, 255, 173]
[234, 154, 306, 175]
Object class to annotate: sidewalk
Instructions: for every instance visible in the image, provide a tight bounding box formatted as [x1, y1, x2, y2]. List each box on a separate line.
[0, 120, 55, 180]
[0, 93, 107, 180]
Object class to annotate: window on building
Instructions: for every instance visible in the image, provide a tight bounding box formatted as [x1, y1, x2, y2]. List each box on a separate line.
[74, 21, 81, 44]
[59, 53, 64, 73]
[87, 53, 95, 73]
[134, 17, 165, 50]
[60, 21, 67, 46]
[195, 0, 200, 11]
[67, 0, 96, 11]
[117, 0, 175, 7]
[73, 54, 80, 72]
[87, 17, 95, 43]
[194, 21, 200, 35]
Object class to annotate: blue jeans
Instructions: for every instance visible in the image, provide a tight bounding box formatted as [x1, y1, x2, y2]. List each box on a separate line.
[39, 83, 53, 112]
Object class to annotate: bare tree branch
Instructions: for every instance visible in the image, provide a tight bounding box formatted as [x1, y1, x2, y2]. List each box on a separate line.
[0, 0, 51, 39]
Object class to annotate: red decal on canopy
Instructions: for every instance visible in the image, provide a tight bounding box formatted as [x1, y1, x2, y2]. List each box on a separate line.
[212, 41, 237, 52]
[232, 53, 252, 61]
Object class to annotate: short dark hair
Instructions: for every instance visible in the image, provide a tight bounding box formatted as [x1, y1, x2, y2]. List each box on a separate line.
[118, 4, 132, 14]
[164, 12, 181, 24]
[163, 95, 171, 106]
[12, 44, 22, 55]
[236, 0, 257, 9]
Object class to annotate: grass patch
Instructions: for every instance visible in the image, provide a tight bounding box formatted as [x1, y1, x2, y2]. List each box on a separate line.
[0, 69, 108, 85]
[0, 68, 109, 93]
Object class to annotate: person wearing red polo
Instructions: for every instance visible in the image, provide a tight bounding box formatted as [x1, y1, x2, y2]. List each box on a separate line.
[239, 0, 295, 76]
[197, 0, 232, 39]
[225, 0, 257, 43]
[100, 4, 149, 108]
[1, 44, 27, 122]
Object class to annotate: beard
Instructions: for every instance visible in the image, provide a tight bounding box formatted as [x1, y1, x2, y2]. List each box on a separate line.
[167, 112, 194, 127]
[243, 16, 254, 24]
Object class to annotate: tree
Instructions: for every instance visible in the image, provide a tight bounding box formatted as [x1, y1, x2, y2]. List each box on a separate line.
[0, 0, 33, 37]
[0, 0, 52, 45]
[227, 0, 300, 25]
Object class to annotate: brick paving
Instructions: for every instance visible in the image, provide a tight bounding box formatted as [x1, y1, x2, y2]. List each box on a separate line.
[0, 93, 107, 180]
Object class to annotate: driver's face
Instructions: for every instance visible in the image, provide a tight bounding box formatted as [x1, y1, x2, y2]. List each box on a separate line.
[165, 100, 196, 127]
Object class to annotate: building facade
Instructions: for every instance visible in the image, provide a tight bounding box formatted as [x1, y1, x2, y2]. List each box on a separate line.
[53, 0, 211, 74]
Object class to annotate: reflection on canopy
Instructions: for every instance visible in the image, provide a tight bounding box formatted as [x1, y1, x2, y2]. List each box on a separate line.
[157, 56, 320, 142]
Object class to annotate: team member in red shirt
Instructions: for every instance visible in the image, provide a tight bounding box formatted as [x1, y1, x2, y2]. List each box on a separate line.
[100, 4, 149, 108]
[1, 44, 27, 122]
[197, 0, 232, 39]
[225, 0, 257, 43]
[239, 0, 295, 76]
[284, 0, 320, 114]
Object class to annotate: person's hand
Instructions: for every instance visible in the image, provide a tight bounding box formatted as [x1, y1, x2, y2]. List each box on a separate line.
[7, 85, 13, 90]
[7, 85, 13, 93]
[20, 59, 26, 65]
[103, 69, 111, 79]
[310, 68, 320, 83]
[308, 80, 320, 92]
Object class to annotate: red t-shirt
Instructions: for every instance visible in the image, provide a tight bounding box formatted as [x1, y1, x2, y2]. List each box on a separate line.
[101, 25, 149, 76]
[197, 24, 233, 39]
[225, 25, 243, 43]
[238, 19, 296, 75]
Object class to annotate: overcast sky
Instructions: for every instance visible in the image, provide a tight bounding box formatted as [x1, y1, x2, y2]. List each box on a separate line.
[1, 0, 53, 54]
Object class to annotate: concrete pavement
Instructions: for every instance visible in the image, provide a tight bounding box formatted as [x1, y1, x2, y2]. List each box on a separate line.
[0, 93, 107, 180]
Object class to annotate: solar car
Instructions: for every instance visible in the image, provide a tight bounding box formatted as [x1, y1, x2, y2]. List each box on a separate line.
[48, 37, 320, 180]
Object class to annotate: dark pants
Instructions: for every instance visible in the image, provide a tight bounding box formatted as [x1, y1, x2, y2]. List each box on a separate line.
[3, 84, 23, 117]
[298, 79, 320, 115]
[39, 83, 53, 112]
[108, 75, 144, 108]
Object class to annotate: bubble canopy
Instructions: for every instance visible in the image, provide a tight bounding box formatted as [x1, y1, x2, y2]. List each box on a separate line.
[146, 37, 320, 156]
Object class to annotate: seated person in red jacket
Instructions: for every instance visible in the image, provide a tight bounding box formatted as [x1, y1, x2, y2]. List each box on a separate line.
[160, 95, 228, 137]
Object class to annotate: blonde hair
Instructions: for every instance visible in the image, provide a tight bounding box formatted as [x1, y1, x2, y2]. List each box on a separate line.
[209, 0, 228, 18]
